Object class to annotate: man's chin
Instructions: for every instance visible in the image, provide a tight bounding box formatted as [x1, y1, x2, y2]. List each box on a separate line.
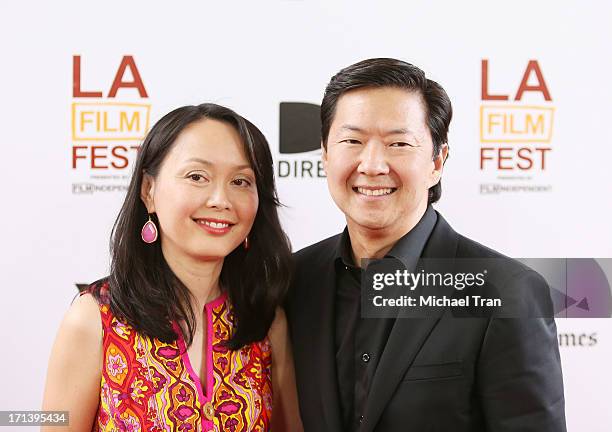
[346, 216, 392, 232]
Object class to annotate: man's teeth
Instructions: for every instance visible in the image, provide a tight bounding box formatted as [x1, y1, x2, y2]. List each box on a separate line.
[356, 187, 394, 196]
[200, 220, 229, 229]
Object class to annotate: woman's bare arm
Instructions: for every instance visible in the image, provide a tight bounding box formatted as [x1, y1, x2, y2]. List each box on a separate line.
[41, 293, 102, 431]
[269, 308, 304, 432]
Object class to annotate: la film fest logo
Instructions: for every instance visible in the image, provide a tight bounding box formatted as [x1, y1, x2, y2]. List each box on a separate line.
[277, 102, 326, 179]
[479, 59, 554, 194]
[71, 55, 151, 194]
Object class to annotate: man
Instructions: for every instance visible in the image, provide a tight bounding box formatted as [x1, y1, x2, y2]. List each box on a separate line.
[286, 58, 566, 431]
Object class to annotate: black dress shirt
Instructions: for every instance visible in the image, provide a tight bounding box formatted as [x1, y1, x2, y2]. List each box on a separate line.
[334, 206, 437, 430]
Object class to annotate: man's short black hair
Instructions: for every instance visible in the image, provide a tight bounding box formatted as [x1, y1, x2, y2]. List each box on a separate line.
[321, 58, 452, 204]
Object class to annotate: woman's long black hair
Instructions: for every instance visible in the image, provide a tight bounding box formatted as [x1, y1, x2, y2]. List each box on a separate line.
[95, 103, 292, 350]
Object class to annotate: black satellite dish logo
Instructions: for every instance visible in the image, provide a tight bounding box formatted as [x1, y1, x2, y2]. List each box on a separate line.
[277, 102, 326, 178]
[279, 102, 321, 154]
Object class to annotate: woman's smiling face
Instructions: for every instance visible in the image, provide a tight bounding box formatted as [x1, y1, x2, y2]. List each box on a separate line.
[141, 118, 258, 262]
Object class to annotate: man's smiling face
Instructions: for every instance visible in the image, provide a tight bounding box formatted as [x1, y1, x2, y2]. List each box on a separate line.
[323, 86, 443, 233]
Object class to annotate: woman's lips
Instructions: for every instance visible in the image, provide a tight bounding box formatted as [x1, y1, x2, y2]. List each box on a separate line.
[193, 218, 234, 235]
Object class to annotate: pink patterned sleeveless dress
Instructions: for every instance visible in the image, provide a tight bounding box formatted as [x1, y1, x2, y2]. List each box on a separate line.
[84, 281, 273, 432]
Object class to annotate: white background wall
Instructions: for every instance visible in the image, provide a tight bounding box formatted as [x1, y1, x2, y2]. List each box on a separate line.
[1, 1, 611, 430]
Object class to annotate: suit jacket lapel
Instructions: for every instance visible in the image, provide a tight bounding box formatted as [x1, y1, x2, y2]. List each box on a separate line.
[361, 213, 459, 432]
[310, 243, 344, 431]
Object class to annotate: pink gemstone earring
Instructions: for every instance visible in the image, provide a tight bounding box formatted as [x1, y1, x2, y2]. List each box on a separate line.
[243, 236, 249, 250]
[141, 215, 158, 244]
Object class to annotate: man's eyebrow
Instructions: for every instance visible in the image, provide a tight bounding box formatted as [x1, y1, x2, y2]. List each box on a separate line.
[339, 124, 366, 133]
[384, 128, 415, 136]
[339, 125, 416, 136]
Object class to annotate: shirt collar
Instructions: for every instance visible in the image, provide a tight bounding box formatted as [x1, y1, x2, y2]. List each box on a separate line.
[335, 226, 354, 269]
[335, 205, 438, 272]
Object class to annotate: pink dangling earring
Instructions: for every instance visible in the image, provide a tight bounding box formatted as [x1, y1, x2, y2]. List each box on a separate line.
[141, 215, 158, 243]
[243, 235, 250, 250]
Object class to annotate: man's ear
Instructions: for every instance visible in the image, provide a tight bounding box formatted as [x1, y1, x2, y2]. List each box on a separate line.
[321, 140, 328, 175]
[430, 144, 449, 188]
[140, 172, 156, 213]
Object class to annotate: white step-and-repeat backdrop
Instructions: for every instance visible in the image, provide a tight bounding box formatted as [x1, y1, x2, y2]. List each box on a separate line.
[2, 1, 611, 430]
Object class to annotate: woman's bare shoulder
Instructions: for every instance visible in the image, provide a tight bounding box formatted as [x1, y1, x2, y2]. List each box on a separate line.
[61, 292, 102, 341]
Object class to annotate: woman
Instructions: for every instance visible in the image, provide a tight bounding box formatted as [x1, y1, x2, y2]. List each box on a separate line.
[42, 104, 303, 431]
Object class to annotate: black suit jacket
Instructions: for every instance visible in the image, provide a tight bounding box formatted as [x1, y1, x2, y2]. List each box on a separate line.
[286, 212, 566, 432]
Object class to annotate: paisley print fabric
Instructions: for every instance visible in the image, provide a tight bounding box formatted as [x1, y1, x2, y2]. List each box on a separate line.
[85, 281, 272, 432]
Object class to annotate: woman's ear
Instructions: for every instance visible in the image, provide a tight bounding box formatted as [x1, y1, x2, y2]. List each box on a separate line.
[140, 172, 156, 213]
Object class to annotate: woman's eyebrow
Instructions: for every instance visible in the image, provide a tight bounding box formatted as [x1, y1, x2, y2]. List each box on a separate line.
[184, 157, 252, 171]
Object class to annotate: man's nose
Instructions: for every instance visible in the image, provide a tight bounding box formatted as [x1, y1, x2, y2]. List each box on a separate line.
[206, 183, 232, 210]
[358, 141, 389, 176]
